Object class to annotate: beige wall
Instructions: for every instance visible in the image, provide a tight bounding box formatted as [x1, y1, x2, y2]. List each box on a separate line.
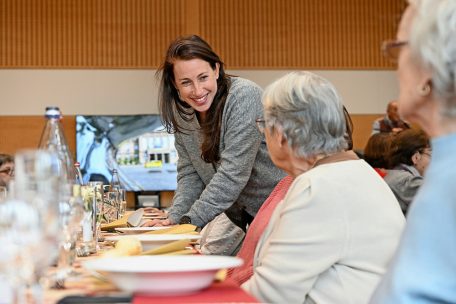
[0, 69, 397, 115]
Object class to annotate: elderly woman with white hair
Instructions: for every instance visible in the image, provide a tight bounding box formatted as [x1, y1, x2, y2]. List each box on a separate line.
[371, 0, 456, 303]
[241, 71, 405, 304]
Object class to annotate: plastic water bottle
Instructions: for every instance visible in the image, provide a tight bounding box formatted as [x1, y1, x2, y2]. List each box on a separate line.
[38, 106, 76, 182]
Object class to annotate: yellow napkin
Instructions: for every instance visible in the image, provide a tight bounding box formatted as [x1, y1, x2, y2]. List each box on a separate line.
[102, 238, 196, 257]
[101, 237, 142, 257]
[101, 208, 144, 231]
[145, 224, 198, 235]
[142, 239, 192, 255]
[100, 211, 136, 231]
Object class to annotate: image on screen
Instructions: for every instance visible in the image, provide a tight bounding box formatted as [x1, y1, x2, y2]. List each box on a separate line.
[76, 115, 177, 191]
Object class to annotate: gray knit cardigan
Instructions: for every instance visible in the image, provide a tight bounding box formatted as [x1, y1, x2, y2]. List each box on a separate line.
[167, 77, 285, 227]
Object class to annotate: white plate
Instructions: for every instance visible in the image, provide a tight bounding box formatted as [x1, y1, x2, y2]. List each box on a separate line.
[105, 234, 201, 251]
[142, 215, 167, 219]
[115, 226, 174, 234]
[83, 255, 243, 295]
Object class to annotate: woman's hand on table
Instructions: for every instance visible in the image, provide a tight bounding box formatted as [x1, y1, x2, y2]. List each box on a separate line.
[142, 218, 173, 227]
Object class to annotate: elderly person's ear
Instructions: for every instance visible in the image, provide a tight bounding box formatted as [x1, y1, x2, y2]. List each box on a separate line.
[411, 151, 421, 166]
[270, 127, 287, 148]
[417, 80, 432, 97]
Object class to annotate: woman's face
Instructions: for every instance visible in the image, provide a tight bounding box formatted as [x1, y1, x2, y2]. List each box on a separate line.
[173, 58, 219, 120]
[396, 5, 432, 123]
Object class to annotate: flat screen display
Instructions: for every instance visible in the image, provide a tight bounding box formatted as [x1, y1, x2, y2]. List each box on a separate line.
[76, 115, 177, 191]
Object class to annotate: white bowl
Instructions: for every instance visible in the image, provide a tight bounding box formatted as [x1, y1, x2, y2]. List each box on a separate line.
[105, 234, 201, 251]
[83, 255, 243, 295]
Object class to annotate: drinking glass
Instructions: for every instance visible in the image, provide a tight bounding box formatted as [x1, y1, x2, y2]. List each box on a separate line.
[104, 191, 120, 222]
[117, 189, 127, 218]
[54, 183, 84, 281]
[78, 184, 100, 254]
[1, 149, 61, 303]
[0, 185, 7, 201]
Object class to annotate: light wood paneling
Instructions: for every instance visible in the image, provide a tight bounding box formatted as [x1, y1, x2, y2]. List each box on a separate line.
[0, 0, 406, 69]
[0, 0, 185, 68]
[352, 114, 381, 151]
[0, 115, 76, 156]
[200, 0, 406, 69]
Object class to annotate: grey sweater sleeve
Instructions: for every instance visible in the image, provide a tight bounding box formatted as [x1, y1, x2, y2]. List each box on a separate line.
[183, 81, 265, 227]
[167, 132, 205, 224]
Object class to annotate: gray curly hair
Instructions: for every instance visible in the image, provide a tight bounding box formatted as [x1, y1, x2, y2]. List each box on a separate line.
[409, 0, 456, 117]
[263, 71, 347, 158]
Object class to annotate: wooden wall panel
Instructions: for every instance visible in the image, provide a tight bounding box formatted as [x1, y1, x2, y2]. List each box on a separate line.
[200, 0, 406, 69]
[0, 115, 76, 156]
[0, 0, 406, 69]
[0, 0, 185, 68]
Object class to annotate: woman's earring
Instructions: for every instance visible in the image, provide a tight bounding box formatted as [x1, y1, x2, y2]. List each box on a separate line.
[418, 83, 431, 96]
[177, 90, 182, 100]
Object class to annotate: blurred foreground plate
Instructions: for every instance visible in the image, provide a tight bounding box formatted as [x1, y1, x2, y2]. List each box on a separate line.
[115, 226, 174, 234]
[105, 234, 201, 250]
[142, 215, 167, 219]
[82, 255, 243, 295]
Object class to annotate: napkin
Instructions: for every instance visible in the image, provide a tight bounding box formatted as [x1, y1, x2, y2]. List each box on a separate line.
[102, 238, 196, 257]
[142, 239, 195, 255]
[101, 237, 143, 257]
[145, 224, 198, 235]
[101, 209, 144, 231]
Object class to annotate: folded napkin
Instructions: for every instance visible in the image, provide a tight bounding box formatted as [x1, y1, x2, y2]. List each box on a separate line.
[101, 237, 143, 257]
[145, 224, 198, 235]
[102, 237, 196, 257]
[101, 209, 144, 231]
[141, 239, 195, 256]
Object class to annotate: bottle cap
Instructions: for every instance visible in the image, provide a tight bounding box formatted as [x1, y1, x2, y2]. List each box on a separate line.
[44, 106, 61, 119]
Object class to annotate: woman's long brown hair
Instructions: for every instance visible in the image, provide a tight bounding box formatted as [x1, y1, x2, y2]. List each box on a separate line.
[157, 35, 231, 163]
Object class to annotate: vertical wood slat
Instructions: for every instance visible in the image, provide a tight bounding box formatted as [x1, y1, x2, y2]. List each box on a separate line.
[0, 0, 406, 69]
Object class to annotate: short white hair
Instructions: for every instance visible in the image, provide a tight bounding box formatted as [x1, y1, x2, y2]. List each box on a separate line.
[263, 71, 347, 158]
[409, 0, 456, 116]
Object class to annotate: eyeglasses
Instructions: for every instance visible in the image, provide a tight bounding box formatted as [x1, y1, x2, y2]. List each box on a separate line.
[420, 150, 432, 158]
[381, 40, 408, 63]
[255, 118, 266, 133]
[0, 167, 14, 176]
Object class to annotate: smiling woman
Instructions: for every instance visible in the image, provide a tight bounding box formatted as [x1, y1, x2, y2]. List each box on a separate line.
[142, 35, 285, 234]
